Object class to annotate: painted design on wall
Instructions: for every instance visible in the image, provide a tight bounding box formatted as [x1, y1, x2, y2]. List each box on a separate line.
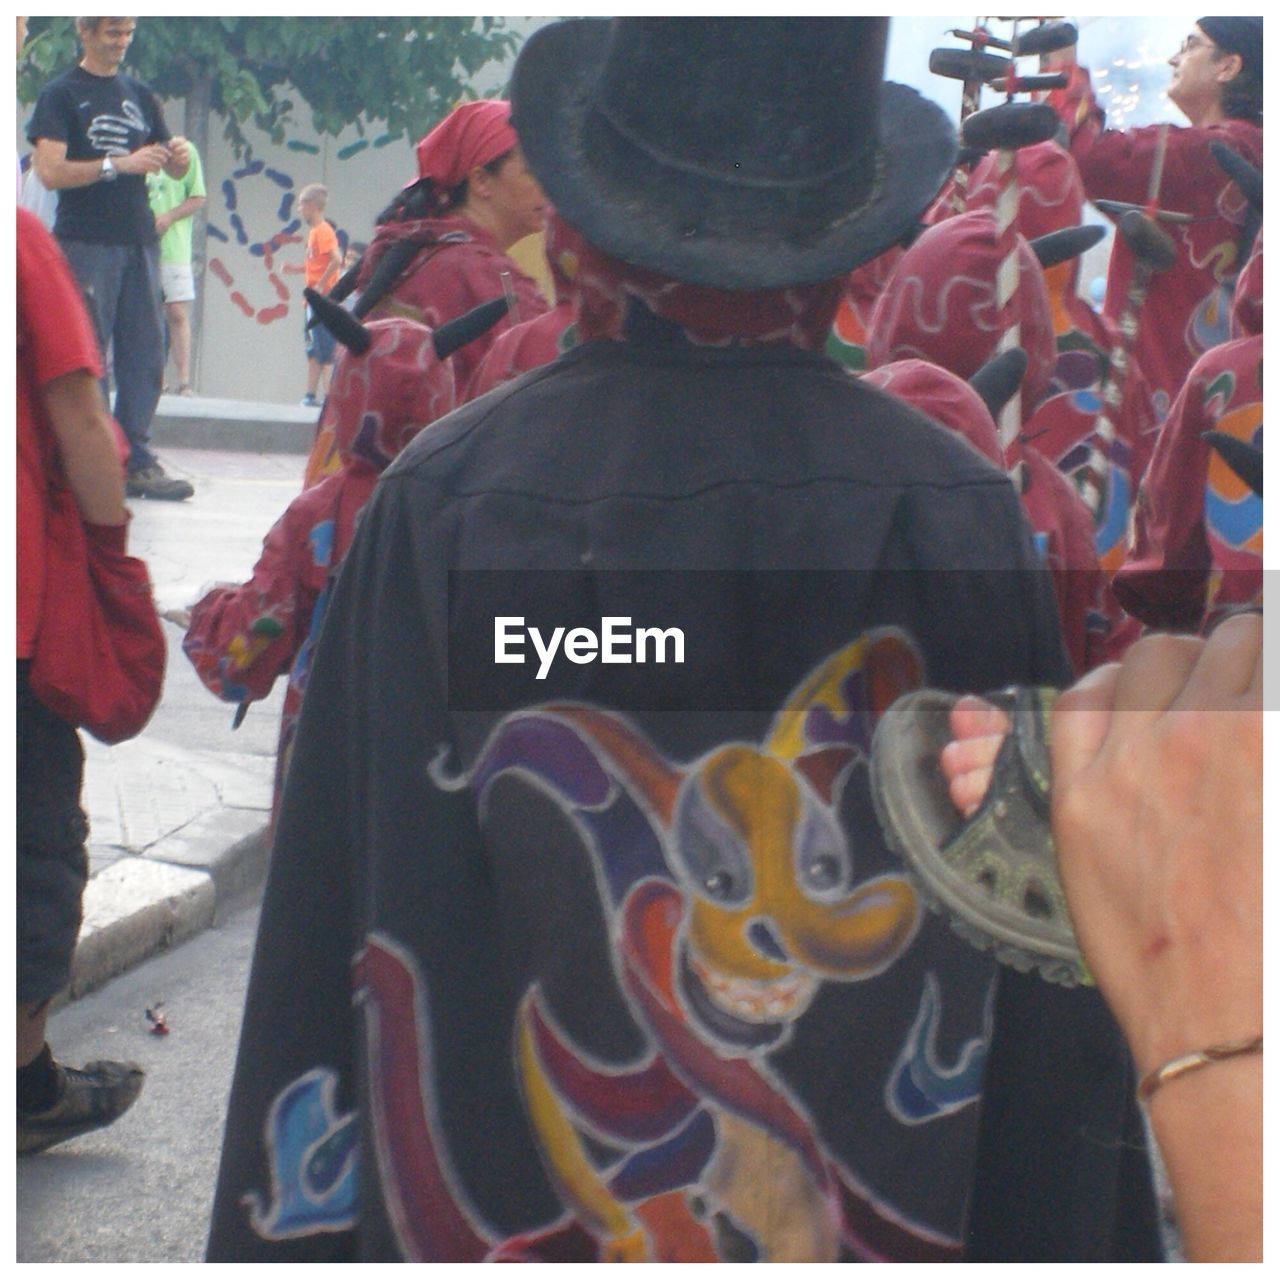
[343, 629, 989, 1261]
[204, 135, 393, 326]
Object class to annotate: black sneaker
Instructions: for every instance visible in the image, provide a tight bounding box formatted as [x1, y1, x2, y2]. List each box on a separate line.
[17, 1058, 145, 1155]
[126, 463, 193, 501]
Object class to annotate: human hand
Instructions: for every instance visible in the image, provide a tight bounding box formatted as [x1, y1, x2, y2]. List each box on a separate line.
[115, 143, 169, 176]
[166, 135, 191, 171]
[1050, 616, 1261, 1077]
[154, 210, 173, 236]
[940, 695, 1009, 817]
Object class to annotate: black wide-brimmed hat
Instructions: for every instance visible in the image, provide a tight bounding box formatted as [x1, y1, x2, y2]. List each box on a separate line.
[511, 18, 957, 290]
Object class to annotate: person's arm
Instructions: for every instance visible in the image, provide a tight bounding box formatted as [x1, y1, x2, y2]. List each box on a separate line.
[942, 618, 1262, 1261]
[41, 369, 127, 527]
[33, 135, 169, 190]
[154, 192, 206, 238]
[1050, 617, 1261, 1261]
[183, 504, 313, 704]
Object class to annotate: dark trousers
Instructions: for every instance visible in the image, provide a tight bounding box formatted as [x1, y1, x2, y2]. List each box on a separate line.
[17, 661, 90, 1006]
[57, 237, 165, 473]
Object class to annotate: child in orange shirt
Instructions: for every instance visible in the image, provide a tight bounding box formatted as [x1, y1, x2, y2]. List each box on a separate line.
[285, 182, 342, 406]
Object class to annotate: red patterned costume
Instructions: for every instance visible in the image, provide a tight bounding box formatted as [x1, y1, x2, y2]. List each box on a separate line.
[867, 210, 1111, 674]
[1114, 227, 1262, 632]
[1044, 63, 1261, 422]
[963, 143, 1159, 573]
[184, 318, 457, 824]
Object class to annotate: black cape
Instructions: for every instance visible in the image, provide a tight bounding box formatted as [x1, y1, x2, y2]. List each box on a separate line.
[207, 337, 1159, 1261]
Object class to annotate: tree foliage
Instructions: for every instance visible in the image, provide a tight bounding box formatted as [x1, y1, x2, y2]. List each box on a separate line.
[18, 17, 522, 154]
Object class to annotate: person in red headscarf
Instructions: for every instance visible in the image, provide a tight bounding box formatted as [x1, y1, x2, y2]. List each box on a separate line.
[183, 296, 505, 828]
[354, 99, 550, 396]
[300, 100, 550, 486]
[1041, 19, 1262, 422]
[867, 209, 1113, 675]
[962, 143, 1160, 578]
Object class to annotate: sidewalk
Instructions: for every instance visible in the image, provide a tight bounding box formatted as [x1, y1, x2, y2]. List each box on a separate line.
[68, 733, 275, 1004]
[60, 415, 309, 1006]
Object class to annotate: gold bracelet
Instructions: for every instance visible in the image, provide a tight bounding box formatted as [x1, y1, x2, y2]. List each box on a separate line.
[1137, 1034, 1262, 1104]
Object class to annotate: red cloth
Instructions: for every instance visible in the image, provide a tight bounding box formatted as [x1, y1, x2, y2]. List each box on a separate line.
[1232, 225, 1262, 340]
[1113, 333, 1262, 633]
[569, 218, 842, 351]
[860, 360, 1003, 466]
[353, 214, 548, 407]
[1008, 441, 1113, 674]
[466, 302, 575, 399]
[415, 99, 517, 190]
[17, 206, 108, 658]
[1044, 64, 1262, 420]
[953, 142, 1159, 574]
[866, 209, 1111, 674]
[867, 211, 1058, 407]
[186, 317, 457, 824]
[825, 246, 904, 371]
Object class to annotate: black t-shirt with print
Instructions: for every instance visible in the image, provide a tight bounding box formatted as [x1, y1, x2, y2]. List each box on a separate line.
[27, 64, 170, 245]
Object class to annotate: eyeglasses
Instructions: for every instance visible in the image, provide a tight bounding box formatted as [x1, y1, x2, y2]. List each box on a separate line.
[1175, 34, 1219, 57]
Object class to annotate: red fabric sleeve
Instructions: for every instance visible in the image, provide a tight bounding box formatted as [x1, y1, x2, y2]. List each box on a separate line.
[182, 498, 321, 703]
[1111, 371, 1212, 632]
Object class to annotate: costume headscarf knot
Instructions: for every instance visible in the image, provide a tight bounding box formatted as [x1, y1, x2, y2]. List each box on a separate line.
[415, 99, 517, 191]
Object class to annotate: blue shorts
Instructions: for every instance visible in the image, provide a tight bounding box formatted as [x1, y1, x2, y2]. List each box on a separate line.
[305, 303, 337, 366]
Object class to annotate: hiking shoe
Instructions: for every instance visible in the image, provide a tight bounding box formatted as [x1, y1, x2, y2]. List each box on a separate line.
[126, 463, 193, 501]
[18, 1058, 145, 1155]
[870, 686, 1088, 987]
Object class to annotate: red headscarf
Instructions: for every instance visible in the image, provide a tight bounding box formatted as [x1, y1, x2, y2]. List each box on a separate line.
[567, 220, 841, 350]
[867, 210, 1058, 412]
[861, 360, 1003, 466]
[415, 99, 517, 191]
[965, 142, 1084, 242]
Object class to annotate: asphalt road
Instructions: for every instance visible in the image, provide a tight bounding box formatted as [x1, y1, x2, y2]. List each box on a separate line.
[16, 903, 261, 1263]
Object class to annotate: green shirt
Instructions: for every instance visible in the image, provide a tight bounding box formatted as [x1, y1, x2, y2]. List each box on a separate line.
[147, 144, 206, 265]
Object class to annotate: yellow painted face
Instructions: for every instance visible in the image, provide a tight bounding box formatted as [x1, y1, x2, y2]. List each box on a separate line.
[674, 745, 918, 1030]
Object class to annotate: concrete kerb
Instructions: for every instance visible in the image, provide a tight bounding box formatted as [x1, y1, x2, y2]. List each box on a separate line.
[151, 393, 317, 453]
[65, 817, 270, 1005]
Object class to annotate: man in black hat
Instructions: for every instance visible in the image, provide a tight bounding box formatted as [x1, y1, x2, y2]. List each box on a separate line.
[1042, 17, 1262, 420]
[206, 19, 1159, 1262]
